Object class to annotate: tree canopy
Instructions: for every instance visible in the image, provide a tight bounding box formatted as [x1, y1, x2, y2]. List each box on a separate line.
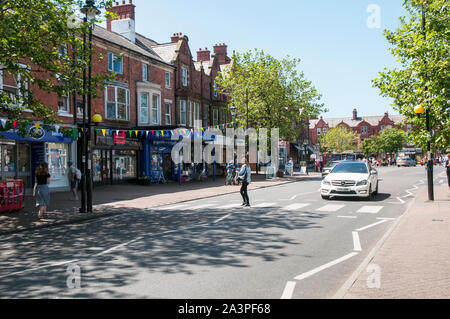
[319, 126, 360, 154]
[0, 0, 113, 135]
[373, 0, 449, 151]
[216, 49, 326, 142]
[361, 127, 406, 156]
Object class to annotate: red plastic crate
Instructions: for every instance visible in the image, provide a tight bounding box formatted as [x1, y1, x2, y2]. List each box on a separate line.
[0, 180, 24, 213]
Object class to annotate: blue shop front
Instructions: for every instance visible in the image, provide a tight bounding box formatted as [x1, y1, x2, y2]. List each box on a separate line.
[0, 125, 75, 192]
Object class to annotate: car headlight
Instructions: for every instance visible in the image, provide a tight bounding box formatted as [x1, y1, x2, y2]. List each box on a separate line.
[356, 180, 368, 186]
[322, 180, 331, 186]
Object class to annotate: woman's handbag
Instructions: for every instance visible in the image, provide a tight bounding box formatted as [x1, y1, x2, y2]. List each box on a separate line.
[32, 182, 37, 197]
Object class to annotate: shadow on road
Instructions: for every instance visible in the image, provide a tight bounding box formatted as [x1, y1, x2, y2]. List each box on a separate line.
[0, 205, 324, 298]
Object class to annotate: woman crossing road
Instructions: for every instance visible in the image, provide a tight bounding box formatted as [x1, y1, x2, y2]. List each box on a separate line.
[238, 158, 251, 207]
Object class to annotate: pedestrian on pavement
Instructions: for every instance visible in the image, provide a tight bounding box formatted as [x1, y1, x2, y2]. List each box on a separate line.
[446, 153, 450, 188]
[35, 162, 50, 219]
[67, 160, 80, 201]
[238, 158, 251, 207]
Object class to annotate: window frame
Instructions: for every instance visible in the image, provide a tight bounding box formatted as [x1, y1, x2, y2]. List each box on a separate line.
[165, 71, 171, 88]
[108, 52, 123, 74]
[105, 86, 130, 121]
[151, 94, 160, 125]
[181, 67, 188, 87]
[142, 63, 148, 82]
[139, 92, 150, 125]
[165, 102, 172, 125]
[179, 100, 187, 126]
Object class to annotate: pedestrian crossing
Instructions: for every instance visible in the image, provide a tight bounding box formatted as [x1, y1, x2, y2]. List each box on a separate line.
[157, 201, 387, 216]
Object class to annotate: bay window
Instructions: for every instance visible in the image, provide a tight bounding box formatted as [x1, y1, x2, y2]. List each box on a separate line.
[152, 95, 160, 125]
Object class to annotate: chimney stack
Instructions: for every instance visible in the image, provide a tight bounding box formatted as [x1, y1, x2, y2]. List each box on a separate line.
[171, 32, 183, 43]
[197, 48, 211, 62]
[353, 108, 358, 120]
[107, 0, 136, 43]
[213, 43, 228, 64]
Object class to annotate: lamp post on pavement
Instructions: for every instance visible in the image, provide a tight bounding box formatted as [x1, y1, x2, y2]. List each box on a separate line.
[80, 0, 100, 213]
[413, 3, 434, 202]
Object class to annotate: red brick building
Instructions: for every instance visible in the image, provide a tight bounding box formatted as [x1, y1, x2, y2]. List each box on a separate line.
[308, 108, 410, 146]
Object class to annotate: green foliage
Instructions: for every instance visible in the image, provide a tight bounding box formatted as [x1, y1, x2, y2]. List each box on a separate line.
[373, 0, 449, 151]
[0, 0, 113, 136]
[216, 49, 326, 142]
[362, 128, 406, 156]
[320, 126, 360, 154]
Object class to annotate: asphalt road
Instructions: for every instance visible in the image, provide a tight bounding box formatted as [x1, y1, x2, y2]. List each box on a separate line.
[0, 166, 447, 299]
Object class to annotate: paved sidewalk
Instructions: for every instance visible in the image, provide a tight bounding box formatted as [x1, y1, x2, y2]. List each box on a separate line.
[340, 182, 450, 299]
[0, 172, 321, 235]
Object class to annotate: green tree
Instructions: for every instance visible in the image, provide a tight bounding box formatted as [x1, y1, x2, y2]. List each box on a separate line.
[378, 127, 406, 154]
[361, 135, 380, 157]
[373, 0, 449, 151]
[320, 126, 360, 154]
[0, 0, 113, 136]
[216, 49, 326, 142]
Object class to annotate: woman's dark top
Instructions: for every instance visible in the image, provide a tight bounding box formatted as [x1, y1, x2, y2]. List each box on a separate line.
[36, 173, 50, 185]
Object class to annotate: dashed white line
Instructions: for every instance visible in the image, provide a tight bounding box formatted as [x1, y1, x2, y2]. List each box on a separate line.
[355, 219, 388, 232]
[281, 281, 297, 299]
[214, 214, 232, 224]
[294, 252, 359, 281]
[352, 232, 362, 251]
[338, 216, 357, 219]
[282, 203, 310, 211]
[316, 204, 346, 212]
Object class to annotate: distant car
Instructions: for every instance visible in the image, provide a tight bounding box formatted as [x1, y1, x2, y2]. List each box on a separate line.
[322, 161, 343, 178]
[397, 157, 416, 167]
[321, 161, 379, 200]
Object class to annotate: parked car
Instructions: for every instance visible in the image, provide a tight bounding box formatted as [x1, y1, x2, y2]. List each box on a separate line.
[397, 157, 416, 167]
[321, 161, 343, 178]
[321, 161, 379, 200]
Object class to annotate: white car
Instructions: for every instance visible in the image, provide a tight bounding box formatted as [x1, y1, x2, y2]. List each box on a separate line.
[321, 161, 379, 200]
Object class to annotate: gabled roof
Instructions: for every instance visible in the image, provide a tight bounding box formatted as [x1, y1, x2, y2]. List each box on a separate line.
[93, 25, 169, 65]
[310, 114, 405, 129]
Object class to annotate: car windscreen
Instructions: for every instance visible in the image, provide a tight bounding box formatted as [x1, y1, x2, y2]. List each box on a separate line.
[331, 162, 368, 174]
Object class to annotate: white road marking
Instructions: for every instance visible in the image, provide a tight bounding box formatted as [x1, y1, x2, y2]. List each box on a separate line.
[316, 204, 346, 212]
[221, 203, 241, 209]
[377, 217, 396, 221]
[294, 252, 359, 281]
[253, 202, 277, 208]
[282, 203, 310, 211]
[352, 232, 362, 251]
[214, 214, 232, 224]
[355, 219, 388, 232]
[290, 195, 298, 200]
[357, 206, 383, 214]
[337, 216, 357, 219]
[94, 237, 143, 257]
[281, 281, 297, 299]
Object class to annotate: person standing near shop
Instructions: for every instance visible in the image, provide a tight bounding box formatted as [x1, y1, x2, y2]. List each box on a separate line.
[445, 153, 450, 189]
[67, 160, 80, 201]
[35, 162, 50, 219]
[238, 158, 251, 207]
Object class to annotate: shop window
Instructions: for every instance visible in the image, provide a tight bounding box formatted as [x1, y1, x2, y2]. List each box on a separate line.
[112, 150, 136, 181]
[46, 143, 69, 189]
[106, 86, 130, 121]
[139, 93, 149, 124]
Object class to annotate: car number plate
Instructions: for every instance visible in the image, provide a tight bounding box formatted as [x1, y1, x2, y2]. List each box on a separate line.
[337, 187, 350, 192]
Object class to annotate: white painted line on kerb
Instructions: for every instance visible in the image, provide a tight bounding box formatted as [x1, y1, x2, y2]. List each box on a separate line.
[214, 214, 232, 224]
[352, 232, 362, 251]
[338, 216, 357, 219]
[357, 206, 383, 214]
[316, 204, 346, 212]
[294, 252, 359, 281]
[281, 281, 297, 299]
[355, 219, 388, 232]
[282, 203, 310, 211]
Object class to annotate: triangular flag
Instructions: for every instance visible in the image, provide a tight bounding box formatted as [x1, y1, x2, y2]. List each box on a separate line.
[102, 129, 106, 136]
[54, 125, 60, 132]
[13, 121, 18, 128]
[161, 131, 164, 136]
[35, 123, 40, 130]
[0, 119, 6, 128]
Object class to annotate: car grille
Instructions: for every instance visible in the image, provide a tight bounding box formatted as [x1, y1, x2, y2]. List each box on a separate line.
[331, 190, 357, 194]
[331, 180, 356, 186]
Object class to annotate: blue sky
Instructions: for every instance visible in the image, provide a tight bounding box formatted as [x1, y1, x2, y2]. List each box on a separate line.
[108, 0, 408, 118]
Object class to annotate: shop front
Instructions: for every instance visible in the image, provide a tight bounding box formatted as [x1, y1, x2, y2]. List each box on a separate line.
[0, 126, 74, 192]
[88, 130, 141, 185]
[141, 139, 176, 183]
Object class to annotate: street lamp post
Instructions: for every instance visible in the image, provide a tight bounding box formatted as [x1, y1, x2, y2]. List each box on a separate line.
[81, 0, 100, 213]
[414, 3, 434, 201]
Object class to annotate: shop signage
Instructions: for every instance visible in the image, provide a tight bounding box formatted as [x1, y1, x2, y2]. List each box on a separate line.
[113, 132, 126, 145]
[0, 127, 72, 143]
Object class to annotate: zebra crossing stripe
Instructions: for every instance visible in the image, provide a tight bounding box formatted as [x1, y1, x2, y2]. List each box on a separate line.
[316, 204, 345, 212]
[357, 206, 384, 214]
[282, 203, 310, 211]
